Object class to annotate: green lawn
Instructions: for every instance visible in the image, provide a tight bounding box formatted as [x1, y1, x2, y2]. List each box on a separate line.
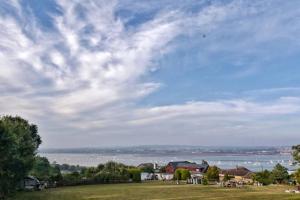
[11, 182, 300, 200]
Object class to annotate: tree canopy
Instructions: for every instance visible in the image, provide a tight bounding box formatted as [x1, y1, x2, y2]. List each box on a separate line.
[292, 145, 300, 163]
[0, 116, 41, 198]
[30, 156, 62, 182]
[174, 169, 191, 180]
[272, 163, 289, 184]
[252, 170, 273, 185]
[206, 166, 220, 181]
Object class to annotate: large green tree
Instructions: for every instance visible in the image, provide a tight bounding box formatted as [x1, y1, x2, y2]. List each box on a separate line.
[272, 163, 289, 184]
[30, 156, 62, 182]
[174, 169, 191, 180]
[252, 170, 273, 185]
[206, 166, 220, 181]
[0, 116, 41, 198]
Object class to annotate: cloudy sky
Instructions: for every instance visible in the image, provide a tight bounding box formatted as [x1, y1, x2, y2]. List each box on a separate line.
[1, 0, 300, 148]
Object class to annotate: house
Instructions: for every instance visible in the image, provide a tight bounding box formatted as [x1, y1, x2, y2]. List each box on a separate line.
[155, 173, 174, 181]
[20, 176, 41, 190]
[141, 172, 174, 181]
[141, 172, 155, 181]
[187, 171, 204, 184]
[219, 166, 253, 184]
[165, 160, 209, 174]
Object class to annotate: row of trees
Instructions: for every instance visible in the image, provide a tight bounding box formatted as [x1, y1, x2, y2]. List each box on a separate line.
[252, 164, 290, 185]
[172, 163, 299, 186]
[28, 158, 142, 186]
[60, 161, 141, 186]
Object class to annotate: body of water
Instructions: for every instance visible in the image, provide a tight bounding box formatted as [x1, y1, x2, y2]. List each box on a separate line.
[40, 150, 296, 172]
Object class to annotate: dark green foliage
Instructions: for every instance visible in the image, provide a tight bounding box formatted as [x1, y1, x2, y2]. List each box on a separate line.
[49, 164, 63, 182]
[252, 170, 274, 185]
[0, 116, 41, 198]
[30, 156, 62, 182]
[56, 164, 85, 173]
[292, 145, 300, 163]
[140, 166, 154, 173]
[272, 163, 289, 184]
[59, 161, 140, 186]
[202, 177, 208, 185]
[58, 164, 83, 172]
[206, 166, 220, 181]
[84, 167, 98, 178]
[30, 156, 51, 181]
[128, 169, 141, 182]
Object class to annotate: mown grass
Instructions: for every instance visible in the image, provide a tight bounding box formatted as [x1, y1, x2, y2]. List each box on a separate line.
[11, 182, 300, 200]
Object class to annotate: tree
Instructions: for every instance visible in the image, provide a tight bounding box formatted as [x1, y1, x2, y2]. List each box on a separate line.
[293, 169, 300, 184]
[174, 169, 182, 180]
[272, 163, 289, 184]
[140, 166, 154, 173]
[292, 145, 300, 163]
[181, 169, 191, 180]
[206, 166, 220, 181]
[49, 164, 63, 182]
[30, 156, 62, 182]
[252, 170, 273, 185]
[202, 177, 208, 185]
[128, 169, 141, 182]
[30, 156, 51, 180]
[0, 116, 41, 198]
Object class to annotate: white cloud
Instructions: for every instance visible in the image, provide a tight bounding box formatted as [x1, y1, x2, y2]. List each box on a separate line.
[0, 0, 300, 147]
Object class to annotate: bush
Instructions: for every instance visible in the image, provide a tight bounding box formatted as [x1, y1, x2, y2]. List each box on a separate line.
[174, 169, 182, 180]
[252, 170, 274, 185]
[128, 169, 141, 182]
[174, 169, 191, 180]
[181, 169, 191, 180]
[202, 177, 208, 185]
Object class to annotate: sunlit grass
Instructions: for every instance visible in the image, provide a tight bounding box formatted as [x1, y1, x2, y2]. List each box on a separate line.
[11, 182, 300, 200]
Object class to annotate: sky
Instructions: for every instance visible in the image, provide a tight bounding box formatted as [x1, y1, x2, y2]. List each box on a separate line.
[1, 0, 300, 148]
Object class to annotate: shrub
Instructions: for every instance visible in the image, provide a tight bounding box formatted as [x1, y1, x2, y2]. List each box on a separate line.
[128, 169, 141, 182]
[202, 177, 208, 185]
[252, 170, 274, 185]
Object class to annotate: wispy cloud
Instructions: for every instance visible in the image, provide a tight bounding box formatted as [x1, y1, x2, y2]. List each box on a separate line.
[1, 0, 300, 147]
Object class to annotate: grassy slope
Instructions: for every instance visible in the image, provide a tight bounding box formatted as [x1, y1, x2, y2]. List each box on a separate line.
[11, 182, 300, 200]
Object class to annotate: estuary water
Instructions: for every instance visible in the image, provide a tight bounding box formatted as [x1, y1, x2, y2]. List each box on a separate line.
[40, 146, 296, 172]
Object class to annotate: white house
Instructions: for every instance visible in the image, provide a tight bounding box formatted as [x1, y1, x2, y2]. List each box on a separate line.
[155, 173, 174, 181]
[141, 172, 155, 181]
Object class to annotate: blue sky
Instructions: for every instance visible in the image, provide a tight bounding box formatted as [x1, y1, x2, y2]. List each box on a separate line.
[1, 0, 300, 147]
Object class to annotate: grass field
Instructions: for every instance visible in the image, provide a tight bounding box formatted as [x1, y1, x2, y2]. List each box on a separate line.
[11, 182, 300, 200]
